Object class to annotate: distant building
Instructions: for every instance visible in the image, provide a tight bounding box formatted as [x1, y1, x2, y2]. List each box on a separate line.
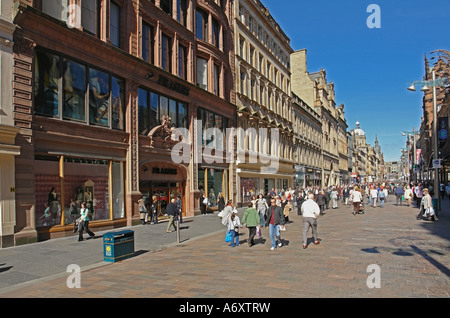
[350, 121, 383, 184]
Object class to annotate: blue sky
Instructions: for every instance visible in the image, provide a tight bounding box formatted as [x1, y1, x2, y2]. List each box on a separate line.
[264, 0, 450, 161]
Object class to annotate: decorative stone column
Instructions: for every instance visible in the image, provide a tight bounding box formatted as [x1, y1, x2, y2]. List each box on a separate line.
[126, 80, 142, 226]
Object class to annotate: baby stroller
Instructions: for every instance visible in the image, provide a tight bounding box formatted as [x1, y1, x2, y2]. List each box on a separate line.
[359, 202, 365, 214]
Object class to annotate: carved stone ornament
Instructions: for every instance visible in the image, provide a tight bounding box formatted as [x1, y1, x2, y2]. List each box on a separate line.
[147, 115, 183, 149]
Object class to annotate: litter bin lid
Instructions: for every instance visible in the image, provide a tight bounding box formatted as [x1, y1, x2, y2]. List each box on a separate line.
[103, 230, 134, 240]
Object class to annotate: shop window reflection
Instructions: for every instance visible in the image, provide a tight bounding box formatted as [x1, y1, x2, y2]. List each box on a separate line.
[89, 68, 110, 127]
[63, 59, 86, 121]
[34, 51, 60, 117]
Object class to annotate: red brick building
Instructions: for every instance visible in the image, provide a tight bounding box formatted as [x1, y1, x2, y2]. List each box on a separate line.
[9, 0, 236, 246]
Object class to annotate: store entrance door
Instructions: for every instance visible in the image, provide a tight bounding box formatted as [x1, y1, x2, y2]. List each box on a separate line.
[140, 182, 185, 218]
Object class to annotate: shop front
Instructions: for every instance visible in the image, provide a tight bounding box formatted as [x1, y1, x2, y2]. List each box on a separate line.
[139, 161, 187, 218]
[237, 161, 294, 205]
[198, 165, 229, 210]
[34, 152, 126, 240]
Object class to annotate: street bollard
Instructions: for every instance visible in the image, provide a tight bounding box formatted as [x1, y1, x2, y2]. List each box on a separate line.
[176, 219, 180, 243]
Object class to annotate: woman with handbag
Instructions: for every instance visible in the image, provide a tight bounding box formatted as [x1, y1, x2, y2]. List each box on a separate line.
[226, 210, 242, 247]
[417, 188, 437, 221]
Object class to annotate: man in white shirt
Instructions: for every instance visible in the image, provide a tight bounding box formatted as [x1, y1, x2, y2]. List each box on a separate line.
[301, 193, 321, 249]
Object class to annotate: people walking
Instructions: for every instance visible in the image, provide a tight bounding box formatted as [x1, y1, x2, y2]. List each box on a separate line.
[301, 193, 321, 249]
[77, 202, 95, 242]
[165, 198, 178, 233]
[417, 188, 437, 221]
[200, 193, 208, 215]
[342, 186, 350, 205]
[256, 193, 268, 228]
[350, 186, 363, 215]
[150, 196, 159, 224]
[242, 202, 260, 247]
[404, 186, 413, 207]
[176, 195, 183, 224]
[316, 190, 326, 216]
[296, 189, 306, 215]
[395, 185, 404, 206]
[227, 210, 242, 247]
[370, 186, 378, 208]
[331, 188, 339, 209]
[415, 184, 423, 209]
[217, 192, 225, 214]
[138, 198, 148, 225]
[221, 200, 234, 226]
[265, 197, 285, 250]
[378, 187, 386, 208]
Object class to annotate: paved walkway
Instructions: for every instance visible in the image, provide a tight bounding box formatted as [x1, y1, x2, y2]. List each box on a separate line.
[1, 198, 449, 298]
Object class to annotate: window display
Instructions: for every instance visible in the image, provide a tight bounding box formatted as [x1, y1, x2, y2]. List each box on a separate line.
[35, 155, 125, 228]
[35, 157, 61, 227]
[64, 158, 109, 221]
[241, 177, 259, 202]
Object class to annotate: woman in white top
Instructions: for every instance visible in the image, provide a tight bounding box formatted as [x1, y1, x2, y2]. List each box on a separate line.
[418, 188, 437, 221]
[350, 187, 363, 216]
[404, 186, 413, 207]
[370, 187, 379, 208]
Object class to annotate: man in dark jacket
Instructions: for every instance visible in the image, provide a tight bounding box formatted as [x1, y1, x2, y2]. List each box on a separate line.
[265, 197, 285, 250]
[394, 185, 405, 206]
[165, 199, 178, 233]
[316, 190, 326, 215]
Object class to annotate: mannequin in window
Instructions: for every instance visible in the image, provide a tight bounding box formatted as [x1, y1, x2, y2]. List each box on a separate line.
[48, 187, 59, 225]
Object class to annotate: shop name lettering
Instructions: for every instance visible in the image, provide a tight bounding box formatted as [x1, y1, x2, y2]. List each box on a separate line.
[152, 167, 177, 175]
[171, 120, 280, 173]
[157, 75, 190, 95]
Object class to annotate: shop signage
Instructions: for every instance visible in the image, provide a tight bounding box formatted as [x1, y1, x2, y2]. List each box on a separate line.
[152, 167, 178, 175]
[432, 159, 441, 169]
[157, 75, 190, 96]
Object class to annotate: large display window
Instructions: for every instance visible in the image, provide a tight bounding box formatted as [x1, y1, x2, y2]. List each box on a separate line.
[34, 48, 125, 131]
[198, 167, 227, 207]
[35, 155, 125, 228]
[241, 177, 260, 203]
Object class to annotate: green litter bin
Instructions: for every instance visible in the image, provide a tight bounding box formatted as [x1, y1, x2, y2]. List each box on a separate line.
[103, 230, 135, 262]
[432, 198, 439, 212]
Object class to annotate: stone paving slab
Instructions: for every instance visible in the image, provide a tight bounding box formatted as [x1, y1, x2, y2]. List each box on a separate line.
[0, 199, 449, 299]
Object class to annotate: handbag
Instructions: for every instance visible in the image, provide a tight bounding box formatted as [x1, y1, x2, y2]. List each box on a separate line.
[225, 231, 232, 242]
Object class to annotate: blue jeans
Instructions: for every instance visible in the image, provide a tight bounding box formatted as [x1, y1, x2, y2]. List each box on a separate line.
[268, 223, 281, 248]
[380, 198, 385, 207]
[258, 211, 265, 227]
[230, 230, 239, 247]
[150, 211, 158, 224]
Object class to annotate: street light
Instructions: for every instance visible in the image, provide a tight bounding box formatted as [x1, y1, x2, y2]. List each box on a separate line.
[402, 128, 419, 183]
[408, 70, 449, 211]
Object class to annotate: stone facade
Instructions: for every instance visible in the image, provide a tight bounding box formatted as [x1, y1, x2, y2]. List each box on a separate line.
[233, 0, 294, 202]
[4, 0, 236, 245]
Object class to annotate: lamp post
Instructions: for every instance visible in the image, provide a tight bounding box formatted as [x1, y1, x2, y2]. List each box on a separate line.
[402, 128, 419, 183]
[400, 148, 409, 183]
[408, 70, 448, 211]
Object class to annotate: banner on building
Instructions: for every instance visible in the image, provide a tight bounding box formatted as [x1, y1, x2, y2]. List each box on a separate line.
[416, 149, 422, 164]
[438, 116, 448, 148]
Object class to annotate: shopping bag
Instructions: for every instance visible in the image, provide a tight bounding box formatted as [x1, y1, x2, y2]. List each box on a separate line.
[225, 231, 232, 242]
